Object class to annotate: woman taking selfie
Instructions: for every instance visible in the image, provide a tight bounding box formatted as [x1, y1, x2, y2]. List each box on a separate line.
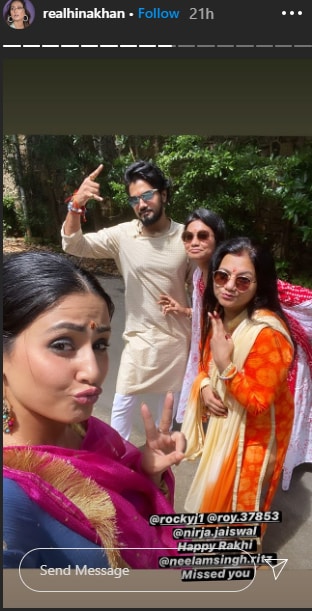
[3, 251, 186, 569]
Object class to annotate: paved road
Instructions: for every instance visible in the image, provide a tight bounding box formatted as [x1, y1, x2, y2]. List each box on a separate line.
[95, 276, 312, 571]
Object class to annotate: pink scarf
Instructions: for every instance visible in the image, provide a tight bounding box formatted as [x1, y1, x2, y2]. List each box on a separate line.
[3, 417, 177, 569]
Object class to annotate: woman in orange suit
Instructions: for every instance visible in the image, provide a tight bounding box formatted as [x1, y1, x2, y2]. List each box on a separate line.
[182, 237, 295, 545]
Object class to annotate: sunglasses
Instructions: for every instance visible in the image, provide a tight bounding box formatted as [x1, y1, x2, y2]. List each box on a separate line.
[182, 230, 211, 243]
[128, 189, 158, 207]
[213, 269, 257, 292]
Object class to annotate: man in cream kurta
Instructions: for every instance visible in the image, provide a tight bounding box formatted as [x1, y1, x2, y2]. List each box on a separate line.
[61, 160, 194, 439]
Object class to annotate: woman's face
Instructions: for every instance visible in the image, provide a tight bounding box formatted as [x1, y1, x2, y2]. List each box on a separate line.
[9, 2, 26, 24]
[3, 292, 111, 427]
[182, 220, 216, 264]
[213, 252, 258, 317]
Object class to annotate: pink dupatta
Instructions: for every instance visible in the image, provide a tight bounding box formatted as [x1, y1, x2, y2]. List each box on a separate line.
[3, 416, 177, 569]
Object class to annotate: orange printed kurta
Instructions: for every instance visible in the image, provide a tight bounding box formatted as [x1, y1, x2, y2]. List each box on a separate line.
[182, 310, 294, 526]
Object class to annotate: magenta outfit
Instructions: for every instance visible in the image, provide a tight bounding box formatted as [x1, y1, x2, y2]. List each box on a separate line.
[3, 416, 177, 569]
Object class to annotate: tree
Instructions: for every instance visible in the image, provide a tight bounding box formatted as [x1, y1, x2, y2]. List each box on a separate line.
[3, 134, 312, 283]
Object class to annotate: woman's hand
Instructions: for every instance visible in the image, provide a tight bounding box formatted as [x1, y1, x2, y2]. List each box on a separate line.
[209, 310, 234, 372]
[73, 164, 104, 207]
[158, 294, 191, 318]
[201, 385, 228, 418]
[140, 391, 187, 486]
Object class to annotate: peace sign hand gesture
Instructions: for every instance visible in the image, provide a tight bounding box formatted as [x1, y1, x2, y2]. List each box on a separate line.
[140, 392, 187, 487]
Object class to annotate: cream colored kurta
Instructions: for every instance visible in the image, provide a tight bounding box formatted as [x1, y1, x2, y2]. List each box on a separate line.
[61, 219, 194, 394]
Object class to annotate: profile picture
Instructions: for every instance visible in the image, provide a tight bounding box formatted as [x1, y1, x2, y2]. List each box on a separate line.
[3, 0, 35, 29]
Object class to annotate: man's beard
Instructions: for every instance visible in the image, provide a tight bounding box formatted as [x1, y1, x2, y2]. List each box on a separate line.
[140, 204, 164, 227]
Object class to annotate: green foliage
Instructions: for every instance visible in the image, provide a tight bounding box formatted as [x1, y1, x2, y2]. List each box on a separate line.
[3, 135, 312, 279]
[3, 195, 24, 237]
[290, 272, 312, 289]
[275, 259, 291, 281]
[156, 137, 312, 247]
[273, 148, 312, 244]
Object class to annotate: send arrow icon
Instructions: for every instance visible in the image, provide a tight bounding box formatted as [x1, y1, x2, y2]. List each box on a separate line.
[264, 558, 288, 580]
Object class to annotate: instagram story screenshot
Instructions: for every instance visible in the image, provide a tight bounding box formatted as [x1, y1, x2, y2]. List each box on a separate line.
[2, 1, 312, 609]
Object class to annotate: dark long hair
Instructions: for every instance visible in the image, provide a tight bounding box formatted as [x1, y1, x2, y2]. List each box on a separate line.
[3, 251, 114, 353]
[5, 0, 31, 27]
[200, 236, 295, 363]
[184, 208, 226, 245]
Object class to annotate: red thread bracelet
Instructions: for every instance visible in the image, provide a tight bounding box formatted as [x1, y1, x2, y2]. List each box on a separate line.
[65, 190, 87, 223]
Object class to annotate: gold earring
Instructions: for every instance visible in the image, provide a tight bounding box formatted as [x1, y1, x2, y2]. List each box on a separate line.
[3, 399, 15, 434]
